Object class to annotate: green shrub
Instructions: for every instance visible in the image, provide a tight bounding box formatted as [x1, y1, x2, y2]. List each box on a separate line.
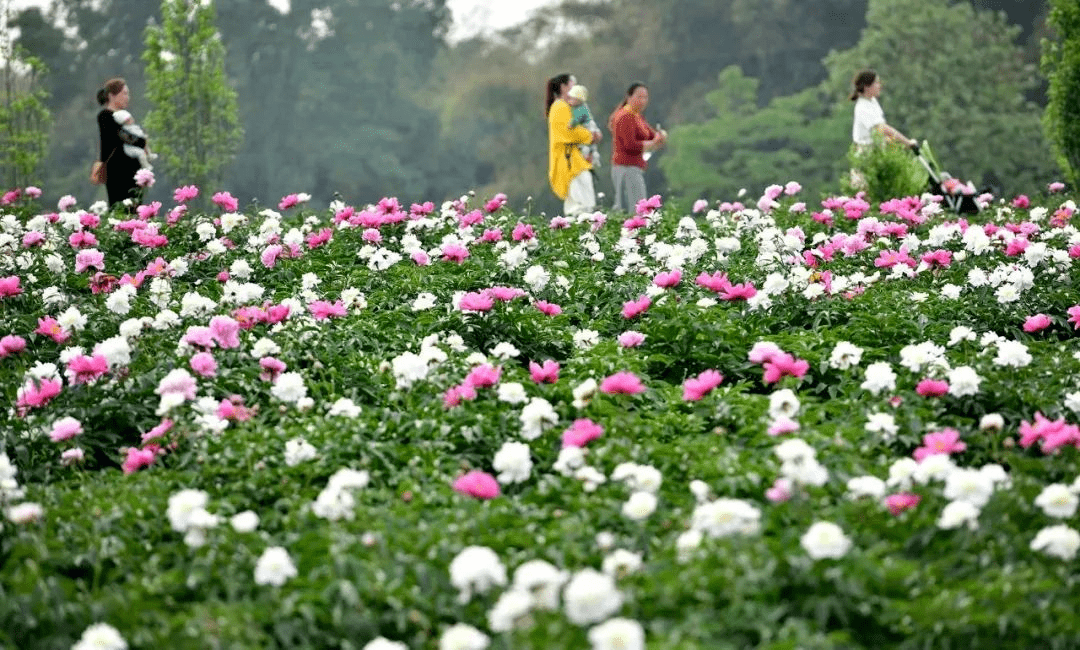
[844, 137, 927, 202]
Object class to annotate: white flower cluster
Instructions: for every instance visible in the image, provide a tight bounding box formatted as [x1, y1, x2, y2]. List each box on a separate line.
[492, 441, 532, 484]
[312, 468, 371, 521]
[449, 546, 507, 604]
[166, 489, 220, 548]
[774, 438, 828, 487]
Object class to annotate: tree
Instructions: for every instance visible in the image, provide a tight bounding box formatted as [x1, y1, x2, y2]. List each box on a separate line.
[662, 66, 849, 202]
[0, 2, 51, 189]
[663, 0, 1054, 204]
[143, 0, 242, 195]
[1042, 0, 1080, 186]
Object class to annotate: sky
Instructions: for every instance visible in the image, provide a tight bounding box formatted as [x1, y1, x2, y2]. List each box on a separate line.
[6, 0, 558, 43]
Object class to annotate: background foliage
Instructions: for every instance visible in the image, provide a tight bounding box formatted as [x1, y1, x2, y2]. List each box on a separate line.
[1, 0, 1062, 212]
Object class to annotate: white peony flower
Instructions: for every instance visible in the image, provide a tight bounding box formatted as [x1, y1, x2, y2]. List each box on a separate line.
[621, 491, 657, 520]
[800, 521, 852, 560]
[947, 366, 982, 397]
[942, 468, 995, 507]
[1030, 525, 1080, 560]
[562, 568, 624, 625]
[487, 589, 534, 632]
[283, 438, 318, 467]
[230, 510, 260, 533]
[860, 362, 897, 395]
[690, 498, 761, 538]
[363, 638, 408, 650]
[272, 372, 308, 404]
[601, 549, 642, 578]
[167, 489, 210, 532]
[587, 617, 645, 650]
[768, 388, 800, 419]
[6, 502, 44, 524]
[512, 559, 568, 610]
[327, 398, 362, 418]
[846, 475, 886, 500]
[937, 500, 980, 530]
[254, 546, 298, 587]
[72, 623, 128, 650]
[449, 546, 507, 603]
[519, 397, 558, 440]
[496, 381, 527, 404]
[438, 623, 490, 650]
[865, 412, 899, 439]
[492, 441, 532, 484]
[1035, 484, 1079, 518]
[828, 341, 864, 370]
[993, 340, 1032, 368]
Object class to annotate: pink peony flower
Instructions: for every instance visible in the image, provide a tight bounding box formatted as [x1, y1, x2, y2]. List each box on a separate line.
[682, 369, 724, 401]
[484, 193, 508, 213]
[600, 371, 646, 395]
[74, 249, 105, 273]
[182, 326, 216, 350]
[534, 300, 562, 316]
[362, 228, 382, 244]
[719, 281, 757, 301]
[512, 222, 535, 241]
[1068, 305, 1080, 330]
[885, 493, 921, 516]
[549, 216, 571, 229]
[49, 417, 83, 442]
[479, 228, 503, 243]
[0, 275, 21, 297]
[35, 317, 70, 343]
[134, 169, 155, 187]
[529, 360, 559, 384]
[453, 470, 500, 499]
[915, 378, 949, 397]
[306, 228, 333, 249]
[66, 354, 109, 384]
[261, 244, 283, 268]
[767, 417, 800, 436]
[21, 231, 45, 248]
[61, 448, 85, 465]
[411, 251, 430, 266]
[465, 364, 502, 389]
[765, 478, 793, 503]
[141, 419, 174, 444]
[635, 194, 663, 216]
[16, 377, 63, 415]
[692, 199, 709, 213]
[747, 341, 783, 364]
[136, 201, 161, 220]
[259, 357, 286, 382]
[913, 428, 966, 462]
[443, 383, 478, 408]
[209, 316, 241, 349]
[653, 269, 682, 288]
[1023, 314, 1052, 333]
[156, 371, 197, 401]
[278, 194, 300, 210]
[621, 295, 652, 319]
[617, 331, 646, 348]
[212, 191, 239, 212]
[459, 209, 484, 227]
[459, 291, 494, 312]
[25, 186, 41, 198]
[0, 334, 27, 357]
[486, 286, 525, 302]
[80, 212, 101, 229]
[58, 195, 77, 211]
[784, 181, 802, 196]
[695, 271, 730, 293]
[762, 353, 809, 384]
[189, 352, 218, 378]
[1012, 195, 1030, 208]
[173, 185, 199, 203]
[1049, 182, 1066, 193]
[1004, 237, 1029, 256]
[309, 300, 348, 320]
[562, 418, 604, 448]
[122, 447, 157, 474]
[442, 244, 470, 263]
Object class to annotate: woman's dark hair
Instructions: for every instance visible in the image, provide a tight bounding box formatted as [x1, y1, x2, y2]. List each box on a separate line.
[545, 73, 572, 117]
[99, 78, 126, 105]
[609, 81, 647, 128]
[850, 69, 876, 101]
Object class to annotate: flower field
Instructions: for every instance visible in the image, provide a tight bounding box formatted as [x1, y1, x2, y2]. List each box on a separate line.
[2, 181, 1080, 649]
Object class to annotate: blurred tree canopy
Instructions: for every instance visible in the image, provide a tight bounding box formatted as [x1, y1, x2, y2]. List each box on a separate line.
[663, 0, 1055, 202]
[9, 0, 1054, 209]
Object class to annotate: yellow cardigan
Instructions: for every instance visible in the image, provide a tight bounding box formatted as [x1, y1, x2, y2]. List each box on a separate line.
[547, 99, 594, 200]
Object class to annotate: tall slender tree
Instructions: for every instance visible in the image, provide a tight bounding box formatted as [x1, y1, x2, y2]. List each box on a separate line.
[1042, 0, 1080, 186]
[143, 0, 242, 194]
[0, 1, 50, 188]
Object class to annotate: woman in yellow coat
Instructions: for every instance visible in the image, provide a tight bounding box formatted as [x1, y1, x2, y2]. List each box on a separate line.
[546, 73, 599, 216]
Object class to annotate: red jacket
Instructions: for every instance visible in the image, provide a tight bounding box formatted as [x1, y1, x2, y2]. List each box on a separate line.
[610, 106, 655, 170]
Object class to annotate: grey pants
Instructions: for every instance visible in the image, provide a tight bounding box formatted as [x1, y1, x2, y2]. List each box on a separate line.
[611, 164, 647, 213]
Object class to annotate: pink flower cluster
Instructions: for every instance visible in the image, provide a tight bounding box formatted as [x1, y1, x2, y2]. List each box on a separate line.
[1019, 412, 1080, 453]
[913, 428, 966, 462]
[747, 342, 809, 385]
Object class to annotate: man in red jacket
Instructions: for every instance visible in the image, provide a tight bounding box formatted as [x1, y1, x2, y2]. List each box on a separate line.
[608, 82, 666, 213]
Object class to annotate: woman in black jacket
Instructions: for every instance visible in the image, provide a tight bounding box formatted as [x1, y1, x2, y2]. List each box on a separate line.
[96, 78, 145, 207]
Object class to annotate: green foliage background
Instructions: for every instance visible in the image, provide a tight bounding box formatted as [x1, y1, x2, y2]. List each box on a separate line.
[3, 0, 1063, 210]
[1042, 0, 1080, 186]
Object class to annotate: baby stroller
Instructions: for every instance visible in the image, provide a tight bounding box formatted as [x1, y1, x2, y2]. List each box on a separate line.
[912, 141, 981, 215]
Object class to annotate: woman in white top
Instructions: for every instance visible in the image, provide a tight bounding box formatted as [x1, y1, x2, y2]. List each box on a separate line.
[850, 69, 917, 150]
